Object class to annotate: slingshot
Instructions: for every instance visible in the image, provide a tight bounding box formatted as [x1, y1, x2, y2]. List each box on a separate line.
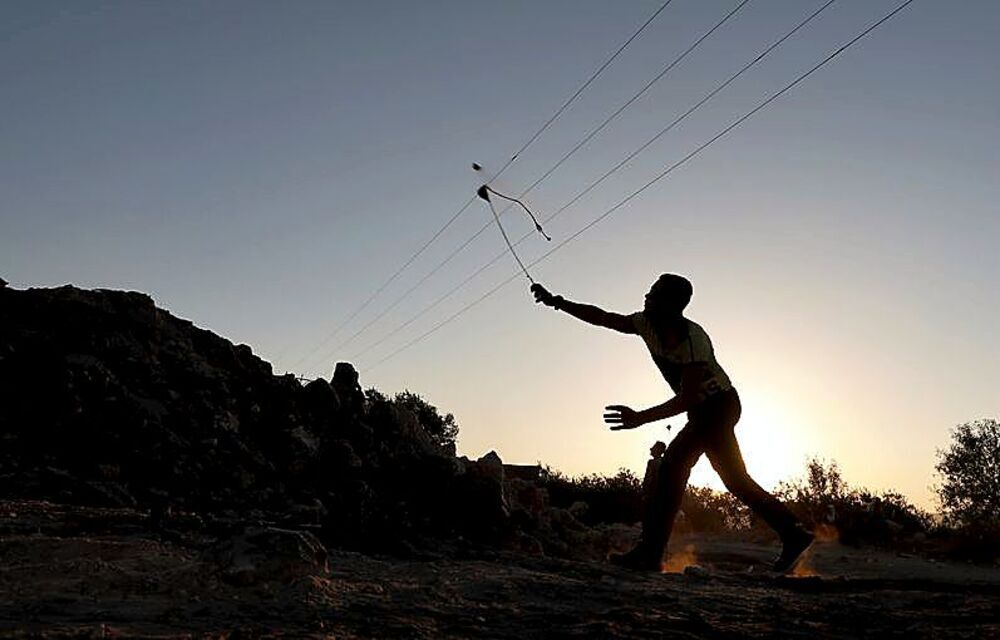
[473, 163, 551, 284]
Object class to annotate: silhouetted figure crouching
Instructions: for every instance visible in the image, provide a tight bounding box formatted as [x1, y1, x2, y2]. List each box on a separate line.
[531, 274, 813, 572]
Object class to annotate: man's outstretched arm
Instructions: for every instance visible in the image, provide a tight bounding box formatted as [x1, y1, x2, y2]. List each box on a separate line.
[604, 365, 705, 430]
[531, 283, 636, 334]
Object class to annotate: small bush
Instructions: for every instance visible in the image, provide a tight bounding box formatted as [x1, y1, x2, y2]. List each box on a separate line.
[542, 468, 644, 525]
[777, 458, 932, 547]
[542, 467, 752, 533]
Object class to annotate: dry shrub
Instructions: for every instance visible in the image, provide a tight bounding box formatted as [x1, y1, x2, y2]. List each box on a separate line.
[542, 468, 643, 525]
[680, 486, 752, 533]
[776, 458, 932, 548]
[542, 468, 753, 533]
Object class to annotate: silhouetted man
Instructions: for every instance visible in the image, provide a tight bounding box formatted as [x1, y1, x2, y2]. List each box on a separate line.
[642, 441, 667, 508]
[531, 274, 813, 572]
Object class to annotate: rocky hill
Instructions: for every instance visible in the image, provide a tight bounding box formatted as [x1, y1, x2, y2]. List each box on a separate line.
[1, 286, 467, 541]
[0, 283, 626, 557]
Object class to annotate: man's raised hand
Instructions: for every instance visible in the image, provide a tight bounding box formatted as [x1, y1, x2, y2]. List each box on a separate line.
[531, 283, 556, 306]
[604, 405, 642, 431]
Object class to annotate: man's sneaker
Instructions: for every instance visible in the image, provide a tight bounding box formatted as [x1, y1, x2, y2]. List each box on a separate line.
[772, 526, 815, 572]
[609, 546, 663, 572]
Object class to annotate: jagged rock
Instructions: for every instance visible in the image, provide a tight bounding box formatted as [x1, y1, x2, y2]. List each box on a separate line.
[474, 451, 505, 483]
[208, 526, 329, 585]
[449, 451, 511, 538]
[304, 378, 341, 425]
[331, 362, 364, 416]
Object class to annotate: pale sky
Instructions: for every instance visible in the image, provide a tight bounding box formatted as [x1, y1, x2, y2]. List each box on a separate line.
[3, 1, 998, 508]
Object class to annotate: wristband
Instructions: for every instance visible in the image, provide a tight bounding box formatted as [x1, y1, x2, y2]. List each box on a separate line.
[551, 295, 565, 310]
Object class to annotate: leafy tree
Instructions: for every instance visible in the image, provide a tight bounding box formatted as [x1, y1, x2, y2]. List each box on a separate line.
[390, 390, 459, 449]
[776, 457, 847, 523]
[935, 419, 1000, 527]
[362, 388, 459, 449]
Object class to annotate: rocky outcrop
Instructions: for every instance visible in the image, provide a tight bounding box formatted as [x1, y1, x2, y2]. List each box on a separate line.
[0, 285, 472, 549]
[0, 284, 632, 559]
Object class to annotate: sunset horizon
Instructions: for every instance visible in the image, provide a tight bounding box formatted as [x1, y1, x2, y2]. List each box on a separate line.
[2, 1, 998, 635]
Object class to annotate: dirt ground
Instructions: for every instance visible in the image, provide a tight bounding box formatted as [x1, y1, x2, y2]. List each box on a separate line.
[1, 501, 997, 639]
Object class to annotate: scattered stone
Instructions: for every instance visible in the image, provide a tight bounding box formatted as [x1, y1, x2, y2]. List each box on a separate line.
[684, 564, 710, 579]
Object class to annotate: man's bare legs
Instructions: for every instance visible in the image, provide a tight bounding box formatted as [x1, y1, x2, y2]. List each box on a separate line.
[612, 390, 812, 571]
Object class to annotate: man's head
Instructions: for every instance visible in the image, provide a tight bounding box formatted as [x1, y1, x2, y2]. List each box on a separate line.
[650, 441, 667, 459]
[644, 273, 692, 318]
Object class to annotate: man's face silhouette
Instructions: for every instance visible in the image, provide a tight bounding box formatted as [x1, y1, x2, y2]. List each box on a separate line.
[644, 284, 674, 318]
[644, 275, 691, 319]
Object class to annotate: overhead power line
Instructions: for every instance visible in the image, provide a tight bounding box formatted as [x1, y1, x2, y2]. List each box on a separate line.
[313, 0, 752, 362]
[349, 0, 838, 362]
[288, 0, 675, 372]
[500, 0, 677, 168]
[492, 0, 753, 226]
[363, 0, 917, 372]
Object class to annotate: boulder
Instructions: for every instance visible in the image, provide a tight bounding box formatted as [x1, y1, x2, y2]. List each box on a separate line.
[684, 564, 711, 579]
[331, 362, 364, 416]
[208, 526, 329, 585]
[473, 451, 505, 484]
[304, 378, 341, 426]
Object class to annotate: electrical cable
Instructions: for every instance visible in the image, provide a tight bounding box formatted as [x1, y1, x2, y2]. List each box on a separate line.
[488, 0, 753, 227]
[500, 0, 676, 167]
[348, 0, 839, 362]
[312, 0, 752, 360]
[362, 0, 917, 372]
[289, 0, 674, 372]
